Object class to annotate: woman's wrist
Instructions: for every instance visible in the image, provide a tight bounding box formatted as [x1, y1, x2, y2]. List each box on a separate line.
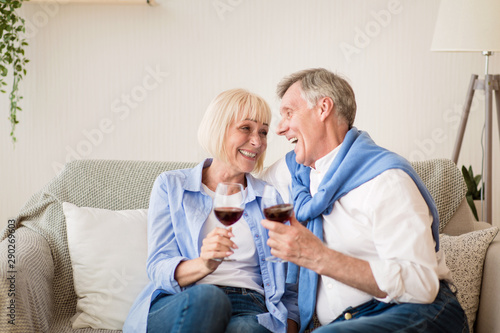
[175, 257, 215, 287]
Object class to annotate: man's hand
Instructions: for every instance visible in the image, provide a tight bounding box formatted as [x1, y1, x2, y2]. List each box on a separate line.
[262, 213, 387, 298]
[261, 213, 326, 272]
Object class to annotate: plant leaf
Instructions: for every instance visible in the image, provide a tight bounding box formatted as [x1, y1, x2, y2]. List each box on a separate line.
[1, 0, 28, 144]
[461, 166, 474, 194]
[465, 194, 479, 221]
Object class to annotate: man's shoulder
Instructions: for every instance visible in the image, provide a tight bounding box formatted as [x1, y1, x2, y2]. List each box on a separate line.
[349, 168, 422, 203]
[261, 156, 290, 183]
[260, 156, 292, 203]
[371, 168, 416, 186]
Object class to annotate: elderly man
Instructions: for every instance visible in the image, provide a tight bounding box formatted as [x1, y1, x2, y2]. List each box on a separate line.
[261, 68, 468, 333]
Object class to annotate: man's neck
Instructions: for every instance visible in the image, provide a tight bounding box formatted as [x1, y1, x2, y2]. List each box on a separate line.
[310, 123, 348, 169]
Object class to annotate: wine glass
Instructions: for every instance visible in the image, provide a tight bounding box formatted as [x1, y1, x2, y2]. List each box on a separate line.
[213, 182, 245, 261]
[261, 184, 294, 262]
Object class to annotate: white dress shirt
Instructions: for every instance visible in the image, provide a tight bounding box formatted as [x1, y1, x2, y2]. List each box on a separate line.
[262, 150, 451, 325]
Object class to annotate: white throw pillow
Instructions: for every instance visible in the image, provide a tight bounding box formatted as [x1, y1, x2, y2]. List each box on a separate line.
[440, 227, 499, 332]
[63, 202, 149, 330]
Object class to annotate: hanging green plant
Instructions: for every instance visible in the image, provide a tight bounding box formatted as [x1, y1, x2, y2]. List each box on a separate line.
[1, 0, 29, 144]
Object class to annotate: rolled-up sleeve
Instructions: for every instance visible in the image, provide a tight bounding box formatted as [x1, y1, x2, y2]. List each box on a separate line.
[367, 170, 440, 304]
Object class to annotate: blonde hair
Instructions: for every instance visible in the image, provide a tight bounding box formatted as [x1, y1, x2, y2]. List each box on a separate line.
[197, 89, 272, 173]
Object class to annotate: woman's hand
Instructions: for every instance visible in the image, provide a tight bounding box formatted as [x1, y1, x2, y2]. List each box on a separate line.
[200, 227, 238, 269]
[174, 227, 238, 287]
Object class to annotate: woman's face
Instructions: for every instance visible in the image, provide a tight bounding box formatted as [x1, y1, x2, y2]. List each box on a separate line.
[224, 117, 269, 174]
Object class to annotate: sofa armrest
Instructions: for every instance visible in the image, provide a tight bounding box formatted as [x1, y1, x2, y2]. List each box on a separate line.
[0, 226, 55, 332]
[475, 232, 500, 333]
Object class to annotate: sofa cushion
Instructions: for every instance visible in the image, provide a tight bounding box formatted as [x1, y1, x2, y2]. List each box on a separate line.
[410, 159, 467, 232]
[440, 227, 499, 331]
[63, 202, 149, 330]
[4, 160, 196, 332]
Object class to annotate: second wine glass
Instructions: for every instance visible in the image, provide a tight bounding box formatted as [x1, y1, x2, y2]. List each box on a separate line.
[261, 184, 293, 262]
[213, 182, 245, 261]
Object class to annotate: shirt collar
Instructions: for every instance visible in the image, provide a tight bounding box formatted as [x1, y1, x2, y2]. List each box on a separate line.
[312, 144, 343, 174]
[184, 158, 262, 204]
[184, 158, 212, 192]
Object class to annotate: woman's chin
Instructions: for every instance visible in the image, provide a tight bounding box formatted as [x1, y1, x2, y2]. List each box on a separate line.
[240, 162, 257, 174]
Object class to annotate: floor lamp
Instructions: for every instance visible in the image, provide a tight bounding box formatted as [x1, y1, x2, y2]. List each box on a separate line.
[431, 0, 500, 224]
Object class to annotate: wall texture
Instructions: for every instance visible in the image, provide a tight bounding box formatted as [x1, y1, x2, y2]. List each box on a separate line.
[1, 0, 499, 230]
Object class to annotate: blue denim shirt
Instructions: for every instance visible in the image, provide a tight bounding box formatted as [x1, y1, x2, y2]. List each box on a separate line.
[123, 159, 299, 332]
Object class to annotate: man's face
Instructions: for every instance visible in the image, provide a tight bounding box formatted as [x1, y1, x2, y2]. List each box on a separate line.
[276, 81, 323, 167]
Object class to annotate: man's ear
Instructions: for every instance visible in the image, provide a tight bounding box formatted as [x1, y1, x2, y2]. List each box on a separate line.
[317, 97, 335, 122]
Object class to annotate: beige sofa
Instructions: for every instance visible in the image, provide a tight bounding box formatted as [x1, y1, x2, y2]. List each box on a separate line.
[0, 158, 498, 332]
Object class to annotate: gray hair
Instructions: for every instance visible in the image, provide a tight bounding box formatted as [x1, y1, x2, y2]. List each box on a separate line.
[277, 68, 356, 128]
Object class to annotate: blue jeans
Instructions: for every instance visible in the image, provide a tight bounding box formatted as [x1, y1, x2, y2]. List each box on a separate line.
[147, 284, 271, 333]
[313, 281, 469, 333]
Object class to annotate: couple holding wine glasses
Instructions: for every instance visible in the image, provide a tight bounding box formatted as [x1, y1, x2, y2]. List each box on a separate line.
[214, 182, 292, 263]
[124, 88, 299, 333]
[125, 68, 469, 333]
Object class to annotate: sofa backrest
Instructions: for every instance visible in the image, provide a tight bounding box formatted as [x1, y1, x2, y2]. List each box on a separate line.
[52, 159, 198, 210]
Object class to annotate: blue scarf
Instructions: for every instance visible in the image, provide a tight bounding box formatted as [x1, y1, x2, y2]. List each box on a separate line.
[285, 127, 439, 333]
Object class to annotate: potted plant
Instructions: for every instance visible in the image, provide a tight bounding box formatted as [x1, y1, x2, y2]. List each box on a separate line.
[1, 0, 29, 144]
[461, 165, 484, 221]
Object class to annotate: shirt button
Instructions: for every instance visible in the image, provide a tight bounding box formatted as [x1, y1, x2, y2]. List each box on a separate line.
[344, 313, 352, 320]
[327, 284, 333, 289]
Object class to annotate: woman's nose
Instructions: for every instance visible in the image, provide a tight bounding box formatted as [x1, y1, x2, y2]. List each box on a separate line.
[250, 133, 262, 147]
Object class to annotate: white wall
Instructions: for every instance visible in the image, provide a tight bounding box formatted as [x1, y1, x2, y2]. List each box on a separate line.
[1, 0, 499, 230]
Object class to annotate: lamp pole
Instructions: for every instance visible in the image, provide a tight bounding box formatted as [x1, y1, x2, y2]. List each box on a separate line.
[452, 52, 499, 224]
[431, 0, 500, 224]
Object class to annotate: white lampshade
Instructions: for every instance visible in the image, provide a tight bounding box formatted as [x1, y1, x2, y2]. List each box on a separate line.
[431, 0, 500, 52]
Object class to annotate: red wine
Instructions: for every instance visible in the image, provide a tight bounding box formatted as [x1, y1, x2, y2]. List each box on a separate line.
[214, 207, 244, 226]
[264, 204, 293, 222]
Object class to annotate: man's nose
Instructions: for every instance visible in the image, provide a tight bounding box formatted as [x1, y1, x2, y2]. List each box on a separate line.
[276, 118, 287, 136]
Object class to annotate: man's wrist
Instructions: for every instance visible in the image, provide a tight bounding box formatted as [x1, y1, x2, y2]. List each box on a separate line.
[312, 244, 335, 276]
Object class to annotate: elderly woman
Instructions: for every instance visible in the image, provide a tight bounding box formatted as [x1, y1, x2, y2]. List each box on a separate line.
[123, 89, 299, 333]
